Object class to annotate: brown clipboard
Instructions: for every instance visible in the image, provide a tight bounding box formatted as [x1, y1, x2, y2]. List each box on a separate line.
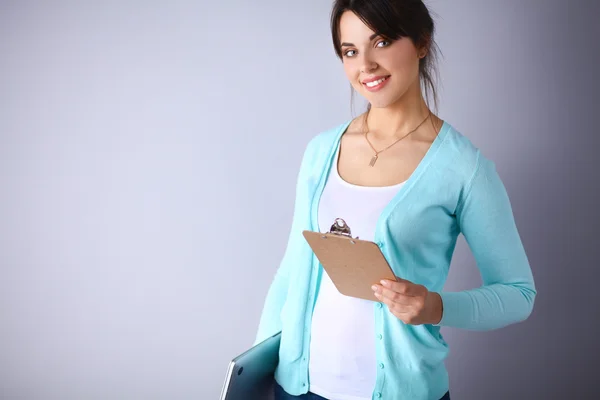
[302, 218, 398, 301]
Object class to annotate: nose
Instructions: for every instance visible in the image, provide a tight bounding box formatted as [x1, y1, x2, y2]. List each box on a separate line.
[359, 50, 377, 73]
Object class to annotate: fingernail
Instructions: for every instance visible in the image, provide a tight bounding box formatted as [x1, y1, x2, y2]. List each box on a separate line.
[371, 285, 378, 292]
[380, 280, 389, 286]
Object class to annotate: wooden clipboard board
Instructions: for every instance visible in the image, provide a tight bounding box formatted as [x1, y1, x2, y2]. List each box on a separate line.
[302, 218, 397, 301]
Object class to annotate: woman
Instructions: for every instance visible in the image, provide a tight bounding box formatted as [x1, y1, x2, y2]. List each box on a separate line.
[255, 1, 537, 399]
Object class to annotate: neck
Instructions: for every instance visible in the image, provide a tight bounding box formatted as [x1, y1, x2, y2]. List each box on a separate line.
[363, 83, 432, 140]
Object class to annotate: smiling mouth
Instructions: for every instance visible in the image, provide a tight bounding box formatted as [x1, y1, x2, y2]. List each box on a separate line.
[364, 76, 388, 87]
[362, 76, 391, 91]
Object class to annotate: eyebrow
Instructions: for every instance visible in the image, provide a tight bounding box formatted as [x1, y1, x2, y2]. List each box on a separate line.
[340, 33, 380, 48]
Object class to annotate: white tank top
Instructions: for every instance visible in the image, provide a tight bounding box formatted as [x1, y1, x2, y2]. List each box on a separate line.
[309, 143, 406, 400]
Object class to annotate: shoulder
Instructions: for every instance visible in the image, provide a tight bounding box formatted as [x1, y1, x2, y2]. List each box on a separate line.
[301, 118, 354, 161]
[437, 121, 497, 181]
[440, 122, 479, 167]
[438, 122, 506, 211]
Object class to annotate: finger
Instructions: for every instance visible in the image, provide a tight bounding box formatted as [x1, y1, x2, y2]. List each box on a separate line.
[371, 283, 412, 300]
[377, 299, 421, 321]
[377, 295, 414, 318]
[379, 279, 419, 296]
[373, 292, 399, 310]
[375, 286, 413, 305]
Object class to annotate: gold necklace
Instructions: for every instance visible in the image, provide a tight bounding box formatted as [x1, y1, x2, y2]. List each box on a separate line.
[364, 112, 431, 167]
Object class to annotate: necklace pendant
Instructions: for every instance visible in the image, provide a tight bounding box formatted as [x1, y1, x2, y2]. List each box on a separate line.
[369, 154, 378, 167]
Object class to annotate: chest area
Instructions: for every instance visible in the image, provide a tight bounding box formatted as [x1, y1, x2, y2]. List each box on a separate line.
[335, 133, 432, 188]
[317, 167, 405, 241]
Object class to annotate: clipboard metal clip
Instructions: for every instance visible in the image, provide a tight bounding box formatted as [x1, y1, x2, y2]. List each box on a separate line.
[327, 218, 359, 240]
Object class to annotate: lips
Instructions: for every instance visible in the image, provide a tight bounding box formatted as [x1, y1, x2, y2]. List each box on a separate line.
[362, 75, 391, 92]
[362, 75, 390, 84]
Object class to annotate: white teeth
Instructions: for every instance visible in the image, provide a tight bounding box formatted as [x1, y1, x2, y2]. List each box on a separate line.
[365, 77, 387, 87]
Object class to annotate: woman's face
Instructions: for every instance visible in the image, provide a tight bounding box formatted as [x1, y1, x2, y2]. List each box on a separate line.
[338, 11, 423, 109]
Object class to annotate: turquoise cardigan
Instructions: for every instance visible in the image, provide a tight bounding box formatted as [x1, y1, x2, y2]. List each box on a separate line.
[254, 120, 536, 400]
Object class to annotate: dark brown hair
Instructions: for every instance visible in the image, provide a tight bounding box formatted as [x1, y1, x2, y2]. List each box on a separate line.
[330, 0, 441, 114]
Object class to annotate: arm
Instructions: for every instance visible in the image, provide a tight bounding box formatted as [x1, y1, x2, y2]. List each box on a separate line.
[253, 139, 315, 345]
[253, 250, 290, 345]
[436, 150, 537, 330]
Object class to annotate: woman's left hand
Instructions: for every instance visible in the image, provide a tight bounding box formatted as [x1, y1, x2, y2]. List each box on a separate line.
[372, 278, 443, 325]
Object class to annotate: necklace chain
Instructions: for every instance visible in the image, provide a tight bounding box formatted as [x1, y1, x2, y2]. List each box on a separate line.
[364, 112, 431, 167]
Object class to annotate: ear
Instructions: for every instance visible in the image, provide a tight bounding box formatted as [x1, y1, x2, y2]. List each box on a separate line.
[418, 34, 432, 58]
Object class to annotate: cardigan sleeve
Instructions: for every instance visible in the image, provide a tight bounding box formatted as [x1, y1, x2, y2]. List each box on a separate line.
[253, 138, 316, 345]
[436, 150, 537, 330]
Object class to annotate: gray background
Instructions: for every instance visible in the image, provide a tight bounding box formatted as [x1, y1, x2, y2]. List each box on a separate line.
[1, 0, 599, 399]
